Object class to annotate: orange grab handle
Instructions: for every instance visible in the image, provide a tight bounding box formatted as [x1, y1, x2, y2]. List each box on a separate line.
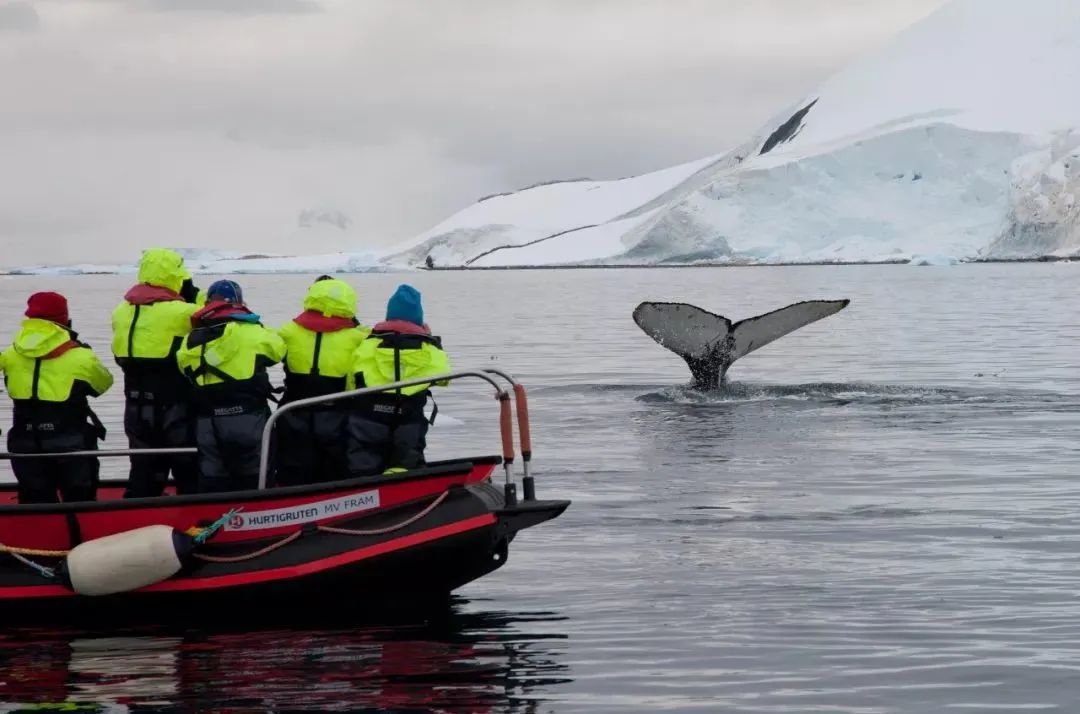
[498, 393, 515, 464]
[513, 384, 532, 460]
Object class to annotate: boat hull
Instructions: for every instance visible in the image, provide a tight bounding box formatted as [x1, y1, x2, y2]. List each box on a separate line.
[0, 458, 569, 622]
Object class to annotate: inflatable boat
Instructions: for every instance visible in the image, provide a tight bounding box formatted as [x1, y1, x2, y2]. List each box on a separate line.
[0, 369, 568, 621]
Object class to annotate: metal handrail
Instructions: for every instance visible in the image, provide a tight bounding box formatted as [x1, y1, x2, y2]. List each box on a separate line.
[0, 447, 198, 460]
[0, 369, 531, 500]
[482, 369, 534, 500]
[482, 368, 519, 387]
[257, 369, 507, 489]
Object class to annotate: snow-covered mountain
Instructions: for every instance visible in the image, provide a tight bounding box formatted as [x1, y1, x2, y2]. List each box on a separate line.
[392, 0, 1080, 267]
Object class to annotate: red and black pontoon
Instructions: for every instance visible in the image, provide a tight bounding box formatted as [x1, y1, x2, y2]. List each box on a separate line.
[0, 369, 568, 620]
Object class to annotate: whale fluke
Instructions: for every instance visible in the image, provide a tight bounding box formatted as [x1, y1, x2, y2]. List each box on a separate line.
[632, 299, 850, 389]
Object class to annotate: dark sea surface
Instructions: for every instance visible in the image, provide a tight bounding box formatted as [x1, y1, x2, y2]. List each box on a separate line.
[0, 263, 1078, 712]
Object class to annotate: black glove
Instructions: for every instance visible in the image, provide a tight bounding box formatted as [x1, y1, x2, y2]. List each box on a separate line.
[180, 278, 199, 304]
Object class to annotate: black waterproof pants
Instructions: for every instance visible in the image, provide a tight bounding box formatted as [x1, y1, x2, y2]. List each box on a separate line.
[275, 407, 349, 486]
[346, 397, 429, 477]
[8, 426, 98, 504]
[123, 399, 199, 498]
[196, 407, 270, 493]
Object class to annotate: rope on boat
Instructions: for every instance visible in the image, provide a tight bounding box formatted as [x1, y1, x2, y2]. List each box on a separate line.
[191, 530, 303, 563]
[190, 491, 451, 562]
[318, 490, 450, 536]
[0, 541, 64, 579]
[0, 493, 449, 570]
[186, 508, 243, 545]
[0, 543, 69, 557]
[0, 506, 240, 577]
[6, 549, 56, 579]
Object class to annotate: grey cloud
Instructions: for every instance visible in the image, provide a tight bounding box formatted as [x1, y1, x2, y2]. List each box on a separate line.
[0, 1, 40, 31]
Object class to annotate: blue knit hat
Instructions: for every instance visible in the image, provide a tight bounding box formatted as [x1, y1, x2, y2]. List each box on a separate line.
[386, 284, 423, 326]
[207, 279, 244, 305]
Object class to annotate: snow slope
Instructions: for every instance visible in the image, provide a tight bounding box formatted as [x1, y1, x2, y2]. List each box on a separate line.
[392, 0, 1080, 267]
[389, 154, 721, 267]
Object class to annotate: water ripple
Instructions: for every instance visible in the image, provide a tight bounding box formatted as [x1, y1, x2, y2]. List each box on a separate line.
[0, 265, 1078, 711]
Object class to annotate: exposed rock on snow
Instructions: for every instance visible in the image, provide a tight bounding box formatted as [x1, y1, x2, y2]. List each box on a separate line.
[987, 131, 1080, 258]
[909, 254, 961, 266]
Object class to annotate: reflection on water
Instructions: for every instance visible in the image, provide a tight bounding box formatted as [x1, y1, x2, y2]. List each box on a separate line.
[70, 637, 181, 708]
[0, 603, 570, 712]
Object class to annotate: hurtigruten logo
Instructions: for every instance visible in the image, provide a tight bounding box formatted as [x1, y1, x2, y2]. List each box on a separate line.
[224, 491, 381, 532]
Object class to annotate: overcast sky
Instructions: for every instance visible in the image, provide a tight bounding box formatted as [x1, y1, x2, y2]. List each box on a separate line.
[0, 0, 947, 266]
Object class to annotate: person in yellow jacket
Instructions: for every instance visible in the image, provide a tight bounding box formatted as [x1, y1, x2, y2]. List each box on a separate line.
[0, 293, 113, 503]
[277, 276, 370, 485]
[347, 284, 450, 476]
[111, 247, 203, 497]
[176, 280, 285, 493]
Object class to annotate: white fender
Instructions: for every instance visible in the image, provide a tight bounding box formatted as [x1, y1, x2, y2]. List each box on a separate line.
[65, 525, 185, 596]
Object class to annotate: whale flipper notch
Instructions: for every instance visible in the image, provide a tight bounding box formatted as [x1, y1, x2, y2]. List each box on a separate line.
[632, 299, 850, 389]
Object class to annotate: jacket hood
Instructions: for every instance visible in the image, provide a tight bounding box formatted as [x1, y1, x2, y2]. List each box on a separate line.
[293, 311, 358, 333]
[192, 301, 261, 327]
[373, 320, 431, 336]
[303, 279, 357, 319]
[12, 319, 76, 359]
[124, 283, 183, 305]
[137, 248, 191, 294]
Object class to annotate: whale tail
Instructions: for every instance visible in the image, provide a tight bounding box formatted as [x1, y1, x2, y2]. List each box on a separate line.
[632, 299, 850, 390]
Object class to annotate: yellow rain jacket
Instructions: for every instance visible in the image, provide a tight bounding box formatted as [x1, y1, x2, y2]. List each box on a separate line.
[112, 248, 203, 365]
[0, 319, 113, 430]
[352, 329, 450, 397]
[112, 247, 209, 405]
[134, 247, 190, 294]
[279, 279, 370, 398]
[176, 306, 286, 409]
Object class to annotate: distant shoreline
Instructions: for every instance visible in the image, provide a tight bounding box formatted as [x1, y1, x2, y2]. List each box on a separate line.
[0, 254, 1074, 276]
[419, 255, 1076, 271]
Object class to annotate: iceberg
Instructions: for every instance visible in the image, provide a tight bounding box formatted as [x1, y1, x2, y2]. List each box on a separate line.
[390, 0, 1080, 267]
[908, 254, 961, 267]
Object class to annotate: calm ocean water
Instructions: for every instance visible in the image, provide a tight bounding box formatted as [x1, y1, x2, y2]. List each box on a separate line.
[0, 263, 1078, 712]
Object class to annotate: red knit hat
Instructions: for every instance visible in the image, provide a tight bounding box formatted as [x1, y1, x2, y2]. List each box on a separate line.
[25, 292, 70, 325]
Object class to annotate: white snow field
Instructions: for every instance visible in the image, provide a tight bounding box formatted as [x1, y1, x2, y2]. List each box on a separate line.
[8, 248, 386, 276]
[392, 0, 1080, 267]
